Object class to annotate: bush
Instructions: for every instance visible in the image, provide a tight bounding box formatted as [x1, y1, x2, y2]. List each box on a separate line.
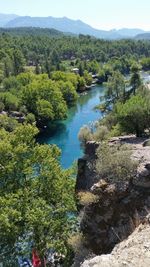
[78, 126, 92, 144]
[96, 143, 138, 183]
[25, 113, 36, 124]
[0, 114, 18, 132]
[109, 123, 124, 137]
[93, 126, 109, 141]
[77, 192, 99, 206]
[68, 233, 84, 253]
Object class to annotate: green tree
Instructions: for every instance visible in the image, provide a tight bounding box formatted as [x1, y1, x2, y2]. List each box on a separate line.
[13, 49, 25, 75]
[104, 71, 126, 104]
[0, 124, 76, 265]
[83, 71, 92, 86]
[130, 64, 142, 95]
[57, 81, 78, 102]
[21, 77, 67, 122]
[36, 99, 54, 121]
[116, 94, 150, 137]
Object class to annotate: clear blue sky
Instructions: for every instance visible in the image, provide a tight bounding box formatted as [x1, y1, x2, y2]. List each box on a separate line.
[0, 0, 150, 30]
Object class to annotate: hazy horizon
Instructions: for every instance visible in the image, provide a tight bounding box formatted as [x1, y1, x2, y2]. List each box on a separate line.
[0, 0, 150, 31]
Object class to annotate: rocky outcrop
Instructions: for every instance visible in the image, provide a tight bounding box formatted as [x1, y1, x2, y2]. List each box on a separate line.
[75, 141, 100, 192]
[80, 178, 150, 256]
[75, 136, 150, 266]
[76, 136, 150, 191]
[82, 215, 150, 267]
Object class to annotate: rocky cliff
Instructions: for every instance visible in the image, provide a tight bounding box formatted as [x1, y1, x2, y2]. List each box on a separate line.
[75, 136, 150, 266]
[82, 214, 150, 267]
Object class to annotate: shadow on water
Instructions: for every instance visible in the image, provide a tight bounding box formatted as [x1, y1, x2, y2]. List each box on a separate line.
[38, 121, 68, 142]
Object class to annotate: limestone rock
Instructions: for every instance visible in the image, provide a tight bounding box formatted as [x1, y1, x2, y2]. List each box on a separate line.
[81, 216, 150, 267]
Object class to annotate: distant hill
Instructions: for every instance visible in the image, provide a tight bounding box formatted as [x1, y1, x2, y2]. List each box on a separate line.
[135, 33, 150, 40]
[5, 15, 118, 39]
[0, 13, 18, 27]
[114, 28, 145, 37]
[0, 27, 64, 37]
[0, 14, 149, 40]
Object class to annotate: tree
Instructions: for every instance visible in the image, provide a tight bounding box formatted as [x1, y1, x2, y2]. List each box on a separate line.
[104, 71, 126, 104]
[57, 81, 78, 102]
[0, 124, 76, 265]
[116, 94, 150, 137]
[130, 64, 142, 95]
[36, 99, 54, 121]
[141, 57, 150, 71]
[0, 92, 19, 111]
[83, 71, 92, 86]
[21, 77, 68, 122]
[13, 49, 25, 75]
[79, 62, 84, 76]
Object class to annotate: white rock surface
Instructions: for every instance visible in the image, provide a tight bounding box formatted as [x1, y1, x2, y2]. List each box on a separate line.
[81, 217, 150, 267]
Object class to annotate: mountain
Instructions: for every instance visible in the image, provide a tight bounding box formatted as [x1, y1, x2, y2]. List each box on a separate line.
[112, 28, 145, 37]
[0, 14, 149, 40]
[5, 16, 118, 39]
[0, 13, 18, 27]
[135, 33, 150, 40]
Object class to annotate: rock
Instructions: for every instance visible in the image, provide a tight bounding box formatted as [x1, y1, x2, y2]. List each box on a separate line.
[85, 141, 100, 158]
[133, 162, 150, 187]
[81, 215, 150, 267]
[75, 136, 150, 266]
[143, 139, 150, 147]
[76, 158, 87, 192]
[91, 179, 108, 193]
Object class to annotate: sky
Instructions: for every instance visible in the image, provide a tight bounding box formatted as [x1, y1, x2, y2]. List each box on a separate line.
[0, 0, 150, 30]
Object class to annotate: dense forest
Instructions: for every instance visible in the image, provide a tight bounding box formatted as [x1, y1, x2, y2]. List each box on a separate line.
[0, 28, 150, 266]
[0, 28, 150, 128]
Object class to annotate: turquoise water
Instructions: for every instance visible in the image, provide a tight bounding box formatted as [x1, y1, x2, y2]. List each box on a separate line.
[38, 85, 105, 168]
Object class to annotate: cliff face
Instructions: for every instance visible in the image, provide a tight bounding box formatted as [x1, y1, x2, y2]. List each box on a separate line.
[81, 215, 150, 267]
[75, 136, 150, 266]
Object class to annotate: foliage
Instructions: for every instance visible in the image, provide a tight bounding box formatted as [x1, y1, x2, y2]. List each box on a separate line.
[96, 143, 138, 182]
[0, 124, 76, 263]
[93, 125, 109, 141]
[78, 125, 93, 144]
[104, 71, 126, 104]
[130, 63, 142, 95]
[77, 192, 99, 206]
[141, 57, 150, 71]
[0, 114, 19, 131]
[116, 94, 150, 137]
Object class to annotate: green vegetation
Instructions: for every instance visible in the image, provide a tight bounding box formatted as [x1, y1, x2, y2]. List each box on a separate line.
[96, 143, 137, 182]
[116, 94, 150, 137]
[0, 28, 150, 265]
[0, 124, 76, 265]
[0, 30, 149, 128]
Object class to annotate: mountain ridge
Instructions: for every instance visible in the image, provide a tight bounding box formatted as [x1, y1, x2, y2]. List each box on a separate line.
[0, 13, 149, 39]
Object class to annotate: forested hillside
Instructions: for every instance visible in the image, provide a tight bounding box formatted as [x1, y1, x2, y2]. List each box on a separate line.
[0, 28, 150, 266]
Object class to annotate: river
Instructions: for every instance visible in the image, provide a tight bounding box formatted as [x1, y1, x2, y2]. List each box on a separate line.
[38, 72, 150, 169]
[38, 85, 105, 168]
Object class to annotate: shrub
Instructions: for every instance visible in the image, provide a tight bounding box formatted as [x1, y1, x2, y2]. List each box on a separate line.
[93, 125, 109, 141]
[78, 126, 92, 144]
[96, 143, 137, 183]
[77, 192, 99, 206]
[25, 113, 36, 124]
[109, 123, 124, 137]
